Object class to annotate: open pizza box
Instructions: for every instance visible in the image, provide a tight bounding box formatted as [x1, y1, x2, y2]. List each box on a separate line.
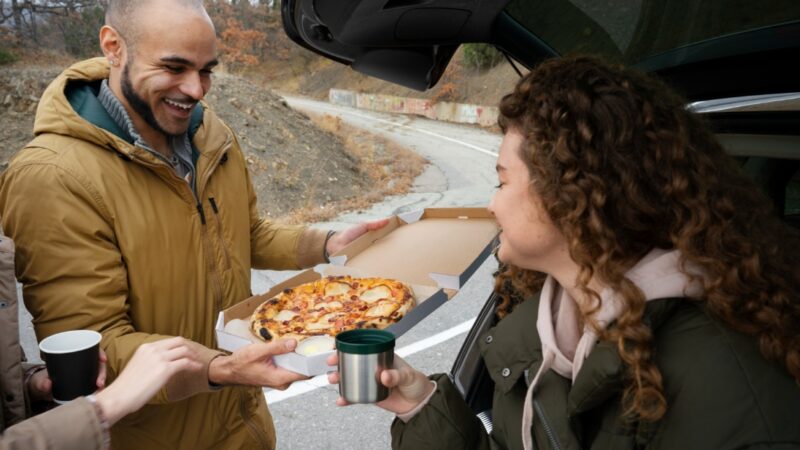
[214, 207, 499, 376]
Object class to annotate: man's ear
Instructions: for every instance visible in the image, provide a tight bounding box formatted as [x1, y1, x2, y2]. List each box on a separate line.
[99, 25, 124, 67]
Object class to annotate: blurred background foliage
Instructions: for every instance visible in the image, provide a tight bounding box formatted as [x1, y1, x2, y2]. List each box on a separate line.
[0, 0, 282, 65]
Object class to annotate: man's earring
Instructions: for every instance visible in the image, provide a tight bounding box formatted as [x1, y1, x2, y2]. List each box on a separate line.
[109, 59, 118, 66]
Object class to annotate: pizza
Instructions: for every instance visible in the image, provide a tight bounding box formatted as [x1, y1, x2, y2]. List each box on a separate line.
[250, 275, 415, 342]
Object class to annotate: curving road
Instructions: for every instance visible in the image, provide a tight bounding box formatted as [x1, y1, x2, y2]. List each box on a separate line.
[259, 96, 503, 450]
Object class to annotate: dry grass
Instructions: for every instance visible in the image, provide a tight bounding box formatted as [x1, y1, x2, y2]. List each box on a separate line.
[278, 113, 427, 224]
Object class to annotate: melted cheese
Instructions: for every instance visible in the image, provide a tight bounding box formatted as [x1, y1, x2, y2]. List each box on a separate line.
[316, 301, 343, 310]
[360, 285, 391, 303]
[365, 302, 398, 318]
[324, 282, 350, 297]
[306, 313, 339, 330]
[274, 310, 299, 322]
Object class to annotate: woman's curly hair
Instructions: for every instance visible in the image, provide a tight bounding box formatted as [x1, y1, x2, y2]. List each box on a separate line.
[494, 55, 800, 422]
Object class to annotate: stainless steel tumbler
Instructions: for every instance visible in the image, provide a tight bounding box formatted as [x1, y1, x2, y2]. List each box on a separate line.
[336, 329, 395, 403]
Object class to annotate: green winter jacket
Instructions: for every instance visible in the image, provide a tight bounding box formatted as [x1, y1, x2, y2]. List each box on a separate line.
[392, 296, 800, 449]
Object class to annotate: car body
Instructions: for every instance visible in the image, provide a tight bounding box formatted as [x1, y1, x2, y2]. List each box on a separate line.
[282, 0, 800, 431]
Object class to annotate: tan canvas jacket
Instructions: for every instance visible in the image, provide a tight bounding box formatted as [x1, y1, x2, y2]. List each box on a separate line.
[0, 58, 327, 450]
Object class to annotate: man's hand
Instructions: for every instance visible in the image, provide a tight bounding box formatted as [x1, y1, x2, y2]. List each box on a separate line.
[27, 349, 108, 402]
[27, 369, 52, 402]
[326, 218, 390, 257]
[208, 339, 308, 389]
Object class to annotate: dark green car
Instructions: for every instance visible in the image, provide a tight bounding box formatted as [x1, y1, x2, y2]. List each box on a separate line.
[282, 0, 800, 440]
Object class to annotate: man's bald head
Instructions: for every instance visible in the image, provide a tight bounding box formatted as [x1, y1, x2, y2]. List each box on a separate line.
[105, 0, 208, 49]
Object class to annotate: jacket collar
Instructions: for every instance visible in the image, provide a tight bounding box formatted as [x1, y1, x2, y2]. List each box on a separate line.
[36, 57, 215, 166]
[65, 76, 204, 150]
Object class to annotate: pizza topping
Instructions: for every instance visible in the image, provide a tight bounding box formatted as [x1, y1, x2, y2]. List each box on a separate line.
[360, 285, 392, 303]
[324, 282, 350, 297]
[315, 301, 343, 310]
[274, 310, 298, 322]
[365, 302, 399, 318]
[259, 328, 272, 340]
[251, 276, 415, 344]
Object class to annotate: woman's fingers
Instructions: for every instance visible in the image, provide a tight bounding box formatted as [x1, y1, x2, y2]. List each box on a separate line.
[327, 371, 339, 384]
[97, 348, 108, 389]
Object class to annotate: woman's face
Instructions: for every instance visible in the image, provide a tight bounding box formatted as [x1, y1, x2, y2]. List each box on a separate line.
[488, 129, 569, 273]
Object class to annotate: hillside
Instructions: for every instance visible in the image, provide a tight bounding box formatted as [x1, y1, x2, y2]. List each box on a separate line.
[0, 67, 425, 223]
[231, 13, 521, 108]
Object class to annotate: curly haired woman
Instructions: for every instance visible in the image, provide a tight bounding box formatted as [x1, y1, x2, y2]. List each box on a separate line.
[328, 56, 800, 449]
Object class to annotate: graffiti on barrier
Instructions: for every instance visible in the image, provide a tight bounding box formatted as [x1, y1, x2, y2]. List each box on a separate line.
[329, 89, 497, 127]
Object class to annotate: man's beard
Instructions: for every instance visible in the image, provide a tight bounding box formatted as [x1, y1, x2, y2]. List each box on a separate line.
[121, 63, 179, 138]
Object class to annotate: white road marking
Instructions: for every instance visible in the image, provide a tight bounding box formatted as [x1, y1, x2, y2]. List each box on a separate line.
[265, 318, 476, 404]
[288, 99, 499, 158]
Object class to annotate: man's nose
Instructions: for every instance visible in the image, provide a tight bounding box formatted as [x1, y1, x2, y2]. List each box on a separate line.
[181, 72, 206, 100]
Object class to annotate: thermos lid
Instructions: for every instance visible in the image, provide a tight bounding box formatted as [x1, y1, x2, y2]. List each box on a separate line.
[335, 329, 395, 354]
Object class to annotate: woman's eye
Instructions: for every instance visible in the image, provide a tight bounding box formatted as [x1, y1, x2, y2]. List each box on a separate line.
[495, 183, 504, 189]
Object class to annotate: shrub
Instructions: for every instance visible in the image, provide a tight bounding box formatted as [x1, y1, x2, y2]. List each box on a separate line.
[0, 47, 17, 65]
[60, 6, 105, 58]
[462, 43, 504, 70]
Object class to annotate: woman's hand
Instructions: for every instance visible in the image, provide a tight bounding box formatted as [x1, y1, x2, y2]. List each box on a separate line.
[94, 337, 202, 425]
[326, 352, 435, 415]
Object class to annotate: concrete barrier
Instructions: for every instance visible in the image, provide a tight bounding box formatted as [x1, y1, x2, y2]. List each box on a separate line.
[329, 89, 497, 127]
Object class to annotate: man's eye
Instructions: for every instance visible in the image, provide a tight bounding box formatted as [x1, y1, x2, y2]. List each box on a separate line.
[201, 69, 214, 76]
[165, 66, 184, 73]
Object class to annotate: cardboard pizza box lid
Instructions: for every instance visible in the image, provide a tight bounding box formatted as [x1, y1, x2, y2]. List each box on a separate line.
[330, 207, 498, 292]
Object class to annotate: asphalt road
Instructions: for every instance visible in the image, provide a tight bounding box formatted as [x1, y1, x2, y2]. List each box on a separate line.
[17, 96, 504, 449]
[258, 96, 502, 449]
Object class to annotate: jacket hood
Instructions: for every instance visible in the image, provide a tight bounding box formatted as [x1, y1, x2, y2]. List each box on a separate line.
[34, 58, 124, 151]
[33, 57, 207, 161]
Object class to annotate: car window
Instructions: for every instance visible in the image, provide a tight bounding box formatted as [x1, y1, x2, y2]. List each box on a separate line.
[503, 0, 800, 64]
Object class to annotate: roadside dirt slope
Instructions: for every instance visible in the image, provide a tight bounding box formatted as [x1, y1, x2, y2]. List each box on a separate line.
[0, 67, 425, 222]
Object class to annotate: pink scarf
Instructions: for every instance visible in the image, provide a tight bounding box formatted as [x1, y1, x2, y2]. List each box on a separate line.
[521, 249, 704, 450]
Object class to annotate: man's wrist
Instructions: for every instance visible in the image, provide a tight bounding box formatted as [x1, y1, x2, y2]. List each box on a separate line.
[323, 230, 337, 262]
[24, 365, 48, 402]
[208, 354, 232, 386]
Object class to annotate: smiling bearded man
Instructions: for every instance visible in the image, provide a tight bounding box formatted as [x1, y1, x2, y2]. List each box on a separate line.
[0, 0, 382, 449]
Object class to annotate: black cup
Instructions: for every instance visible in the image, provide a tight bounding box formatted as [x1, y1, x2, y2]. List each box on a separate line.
[38, 330, 101, 404]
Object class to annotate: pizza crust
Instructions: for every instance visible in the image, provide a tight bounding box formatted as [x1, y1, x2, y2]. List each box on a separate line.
[251, 275, 415, 342]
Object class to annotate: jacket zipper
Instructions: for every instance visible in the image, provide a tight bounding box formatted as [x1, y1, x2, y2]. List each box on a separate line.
[208, 197, 232, 271]
[132, 140, 269, 450]
[533, 399, 563, 450]
[200, 140, 269, 450]
[196, 200, 223, 315]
